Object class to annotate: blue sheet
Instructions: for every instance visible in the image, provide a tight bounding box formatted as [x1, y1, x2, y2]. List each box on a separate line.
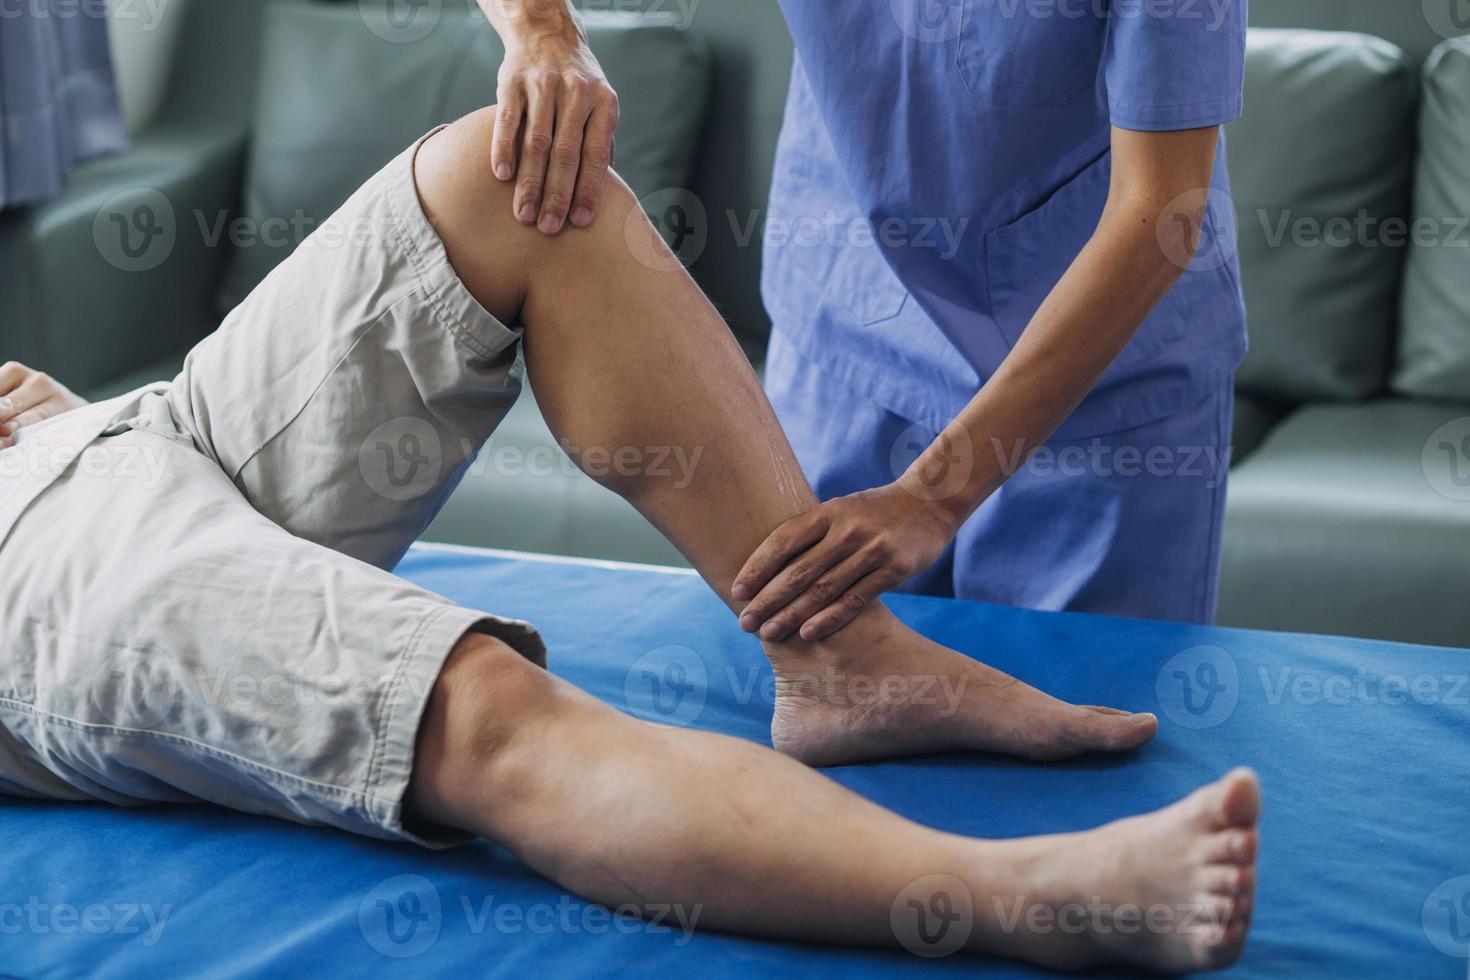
[4, 544, 1468, 978]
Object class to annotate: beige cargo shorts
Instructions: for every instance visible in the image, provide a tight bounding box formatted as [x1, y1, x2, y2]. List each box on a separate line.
[0, 129, 543, 847]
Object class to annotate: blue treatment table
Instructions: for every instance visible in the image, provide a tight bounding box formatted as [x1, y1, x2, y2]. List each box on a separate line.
[3, 544, 1468, 978]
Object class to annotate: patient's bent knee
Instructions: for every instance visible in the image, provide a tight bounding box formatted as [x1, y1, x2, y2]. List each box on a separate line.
[411, 106, 647, 322]
[412, 111, 530, 318]
[418, 108, 514, 213]
[428, 105, 642, 231]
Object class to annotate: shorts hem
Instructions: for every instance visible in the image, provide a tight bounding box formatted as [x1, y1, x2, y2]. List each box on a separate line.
[366, 603, 545, 850]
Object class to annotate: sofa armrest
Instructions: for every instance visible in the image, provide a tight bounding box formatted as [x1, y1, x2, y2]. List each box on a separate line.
[0, 118, 247, 392]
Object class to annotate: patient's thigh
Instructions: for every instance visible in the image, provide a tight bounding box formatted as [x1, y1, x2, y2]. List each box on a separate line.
[0, 429, 535, 841]
[163, 132, 525, 570]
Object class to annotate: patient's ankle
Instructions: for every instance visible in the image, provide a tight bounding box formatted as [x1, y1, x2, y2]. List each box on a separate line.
[760, 601, 902, 668]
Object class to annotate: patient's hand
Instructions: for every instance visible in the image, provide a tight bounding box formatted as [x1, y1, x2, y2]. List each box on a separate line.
[0, 362, 87, 448]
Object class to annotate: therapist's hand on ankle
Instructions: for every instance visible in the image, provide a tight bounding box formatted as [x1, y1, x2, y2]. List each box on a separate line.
[480, 0, 619, 235]
[0, 361, 87, 449]
[732, 483, 959, 642]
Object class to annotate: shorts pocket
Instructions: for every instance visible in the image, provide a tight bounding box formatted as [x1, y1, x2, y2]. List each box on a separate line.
[986, 150, 1190, 372]
[958, 0, 1106, 108]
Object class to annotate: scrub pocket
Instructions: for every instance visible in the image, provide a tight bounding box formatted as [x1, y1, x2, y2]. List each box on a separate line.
[958, 0, 1106, 108]
[780, 220, 911, 326]
[824, 236, 910, 325]
[985, 150, 1191, 374]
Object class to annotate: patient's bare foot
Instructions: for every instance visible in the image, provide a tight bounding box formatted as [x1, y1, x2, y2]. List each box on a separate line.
[763, 607, 1156, 766]
[985, 768, 1261, 973]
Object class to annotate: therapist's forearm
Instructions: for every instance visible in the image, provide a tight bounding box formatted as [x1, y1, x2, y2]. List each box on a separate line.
[909, 201, 1196, 526]
[477, 0, 581, 47]
[908, 125, 1222, 526]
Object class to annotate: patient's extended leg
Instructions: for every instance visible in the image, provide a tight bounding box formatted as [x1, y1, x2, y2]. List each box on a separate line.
[414, 111, 1157, 765]
[412, 634, 1258, 972]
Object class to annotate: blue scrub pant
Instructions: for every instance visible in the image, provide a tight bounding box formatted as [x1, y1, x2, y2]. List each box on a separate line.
[764, 332, 1235, 625]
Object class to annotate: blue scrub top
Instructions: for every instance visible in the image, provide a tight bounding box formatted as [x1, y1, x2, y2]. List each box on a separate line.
[762, 0, 1250, 438]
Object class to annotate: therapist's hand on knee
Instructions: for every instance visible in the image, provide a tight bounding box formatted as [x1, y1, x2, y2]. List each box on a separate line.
[732, 484, 958, 641]
[479, 0, 620, 235]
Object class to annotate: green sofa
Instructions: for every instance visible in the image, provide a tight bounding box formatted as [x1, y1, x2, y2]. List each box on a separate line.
[1219, 15, 1470, 647]
[3, 0, 1466, 647]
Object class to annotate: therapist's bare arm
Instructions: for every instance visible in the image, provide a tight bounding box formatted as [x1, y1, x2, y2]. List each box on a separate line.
[736, 125, 1221, 640]
[477, 0, 620, 234]
[0, 362, 87, 449]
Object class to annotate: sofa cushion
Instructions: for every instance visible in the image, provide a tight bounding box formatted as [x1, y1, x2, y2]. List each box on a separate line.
[217, 2, 710, 313]
[1230, 392, 1292, 464]
[0, 119, 246, 394]
[1248, 0, 1470, 64]
[1393, 38, 1470, 401]
[1218, 399, 1470, 646]
[617, 0, 794, 350]
[1226, 29, 1415, 402]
